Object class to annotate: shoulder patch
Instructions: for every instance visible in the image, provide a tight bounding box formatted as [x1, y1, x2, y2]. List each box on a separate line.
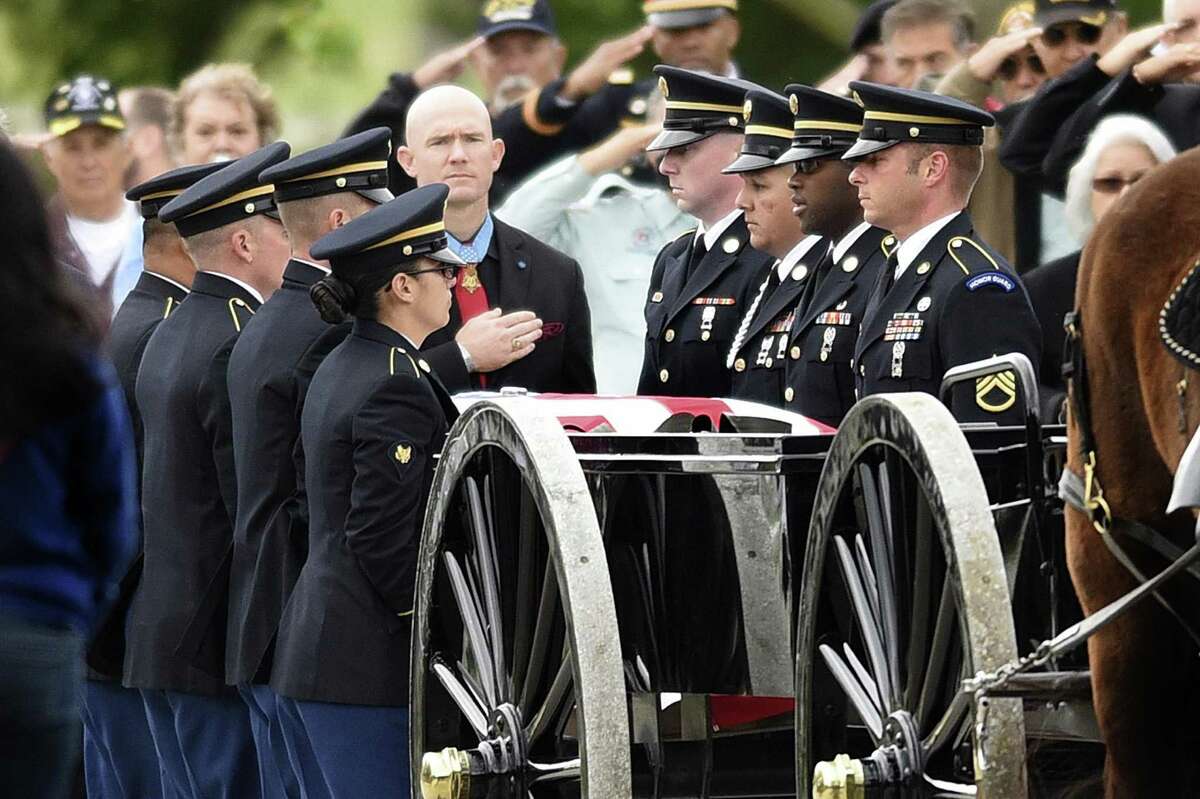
[964, 271, 1017, 293]
[389, 346, 421, 377]
[228, 297, 254, 332]
[947, 236, 1000, 276]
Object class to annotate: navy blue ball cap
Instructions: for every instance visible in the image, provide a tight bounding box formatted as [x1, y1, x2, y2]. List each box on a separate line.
[44, 75, 124, 137]
[261, 127, 393, 206]
[843, 81, 994, 161]
[724, 87, 794, 174]
[647, 65, 760, 152]
[1034, 0, 1116, 29]
[477, 0, 557, 39]
[775, 84, 864, 167]
[310, 183, 464, 280]
[126, 162, 227, 221]
[159, 141, 291, 236]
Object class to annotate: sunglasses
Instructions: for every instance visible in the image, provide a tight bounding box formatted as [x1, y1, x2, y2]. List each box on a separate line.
[1041, 22, 1103, 48]
[1092, 173, 1148, 194]
[998, 52, 1046, 81]
[797, 156, 837, 175]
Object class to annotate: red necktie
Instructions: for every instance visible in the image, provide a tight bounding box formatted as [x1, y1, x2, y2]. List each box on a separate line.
[454, 262, 491, 387]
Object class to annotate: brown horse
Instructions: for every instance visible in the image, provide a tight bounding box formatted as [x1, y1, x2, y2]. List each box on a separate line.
[1067, 145, 1200, 797]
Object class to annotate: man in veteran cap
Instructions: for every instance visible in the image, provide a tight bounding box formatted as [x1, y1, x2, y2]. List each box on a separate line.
[125, 141, 292, 798]
[777, 85, 892, 426]
[844, 82, 1040, 424]
[644, 0, 742, 77]
[211, 127, 396, 798]
[722, 87, 825, 406]
[638, 65, 773, 398]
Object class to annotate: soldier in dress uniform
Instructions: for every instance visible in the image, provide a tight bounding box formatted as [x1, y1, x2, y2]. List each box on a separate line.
[777, 84, 891, 426]
[270, 184, 461, 798]
[844, 82, 1041, 423]
[124, 141, 292, 798]
[722, 87, 825, 406]
[208, 127, 394, 799]
[638, 65, 774, 398]
[81, 161, 222, 799]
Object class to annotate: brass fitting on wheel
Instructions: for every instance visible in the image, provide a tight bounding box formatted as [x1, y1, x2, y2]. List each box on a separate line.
[421, 748, 471, 799]
[812, 753, 866, 799]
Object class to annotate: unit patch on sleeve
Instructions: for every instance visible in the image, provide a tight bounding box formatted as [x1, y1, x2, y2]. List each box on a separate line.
[965, 271, 1016, 293]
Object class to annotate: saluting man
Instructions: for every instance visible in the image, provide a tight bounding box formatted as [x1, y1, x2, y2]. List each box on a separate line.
[777, 84, 891, 426]
[125, 141, 292, 798]
[722, 86, 824, 406]
[844, 82, 1040, 422]
[638, 65, 774, 398]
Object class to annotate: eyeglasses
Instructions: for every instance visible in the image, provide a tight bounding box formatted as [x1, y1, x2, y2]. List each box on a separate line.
[997, 52, 1046, 81]
[408, 264, 462, 280]
[1041, 22, 1103, 48]
[1092, 173, 1148, 194]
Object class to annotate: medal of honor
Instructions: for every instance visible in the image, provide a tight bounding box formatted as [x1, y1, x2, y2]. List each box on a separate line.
[461, 265, 481, 294]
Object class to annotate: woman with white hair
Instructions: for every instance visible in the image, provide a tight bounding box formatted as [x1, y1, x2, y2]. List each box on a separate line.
[1024, 113, 1177, 419]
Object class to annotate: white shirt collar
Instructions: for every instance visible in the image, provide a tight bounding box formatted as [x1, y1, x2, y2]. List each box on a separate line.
[294, 257, 331, 275]
[144, 271, 189, 293]
[895, 211, 962, 279]
[199, 270, 265, 304]
[776, 234, 825, 281]
[831, 220, 873, 265]
[695, 208, 743, 252]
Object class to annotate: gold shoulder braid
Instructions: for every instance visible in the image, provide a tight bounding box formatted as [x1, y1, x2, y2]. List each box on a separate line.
[228, 297, 254, 332]
[947, 236, 998, 276]
[389, 346, 421, 377]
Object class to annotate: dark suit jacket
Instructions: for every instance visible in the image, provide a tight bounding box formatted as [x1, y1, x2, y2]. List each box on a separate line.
[784, 226, 890, 427]
[1023, 250, 1080, 422]
[728, 238, 828, 407]
[345, 73, 637, 202]
[270, 320, 457, 706]
[853, 212, 1042, 425]
[422, 215, 595, 394]
[222, 260, 345, 685]
[87, 271, 187, 679]
[638, 214, 775, 398]
[124, 272, 259, 696]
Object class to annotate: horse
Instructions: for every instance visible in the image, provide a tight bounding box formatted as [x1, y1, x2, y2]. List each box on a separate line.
[1066, 144, 1200, 797]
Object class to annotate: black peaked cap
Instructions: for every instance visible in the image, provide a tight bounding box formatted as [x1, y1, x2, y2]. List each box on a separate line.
[647, 65, 760, 152]
[843, 81, 994, 160]
[159, 141, 291, 237]
[724, 88, 794, 174]
[261, 126, 393, 205]
[776, 84, 865, 166]
[126, 162, 228, 221]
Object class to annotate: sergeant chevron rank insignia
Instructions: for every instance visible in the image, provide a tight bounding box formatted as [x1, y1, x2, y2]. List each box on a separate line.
[975, 370, 1017, 413]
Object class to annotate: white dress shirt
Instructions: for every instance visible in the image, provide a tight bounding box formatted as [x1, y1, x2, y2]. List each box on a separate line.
[894, 211, 962, 280]
[831, 220, 874, 265]
[200, 270, 265, 304]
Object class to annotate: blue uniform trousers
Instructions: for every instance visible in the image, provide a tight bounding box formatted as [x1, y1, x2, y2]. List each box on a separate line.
[140, 688, 260, 798]
[81, 678, 163, 798]
[240, 683, 301, 798]
[277, 696, 409, 798]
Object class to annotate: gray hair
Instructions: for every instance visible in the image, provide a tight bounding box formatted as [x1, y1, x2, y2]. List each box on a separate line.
[881, 0, 975, 49]
[1064, 114, 1177, 241]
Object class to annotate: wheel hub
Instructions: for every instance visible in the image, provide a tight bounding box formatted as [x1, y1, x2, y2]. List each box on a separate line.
[811, 710, 925, 798]
[420, 704, 529, 799]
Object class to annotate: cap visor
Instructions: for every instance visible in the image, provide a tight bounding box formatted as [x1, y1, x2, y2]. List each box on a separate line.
[430, 246, 465, 265]
[48, 113, 125, 137]
[647, 128, 709, 152]
[775, 145, 845, 167]
[841, 138, 898, 161]
[355, 187, 395, 205]
[647, 8, 726, 29]
[722, 153, 779, 174]
[1036, 8, 1108, 28]
[480, 20, 555, 39]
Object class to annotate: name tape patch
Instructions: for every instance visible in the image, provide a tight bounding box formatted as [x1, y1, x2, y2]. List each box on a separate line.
[965, 271, 1016, 293]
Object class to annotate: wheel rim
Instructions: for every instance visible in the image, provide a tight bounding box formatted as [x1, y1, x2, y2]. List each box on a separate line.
[796, 394, 1027, 797]
[412, 399, 630, 798]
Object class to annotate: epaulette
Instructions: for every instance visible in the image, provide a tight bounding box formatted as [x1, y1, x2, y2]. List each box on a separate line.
[880, 233, 897, 259]
[388, 345, 431, 378]
[608, 67, 635, 86]
[947, 235, 1000, 276]
[227, 297, 254, 332]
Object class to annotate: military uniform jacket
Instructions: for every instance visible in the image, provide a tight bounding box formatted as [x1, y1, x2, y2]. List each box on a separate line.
[422, 216, 596, 394]
[728, 237, 828, 407]
[124, 271, 259, 695]
[637, 214, 775, 398]
[221, 259, 345, 685]
[852, 213, 1041, 425]
[86, 271, 187, 679]
[270, 320, 457, 707]
[783, 226, 890, 427]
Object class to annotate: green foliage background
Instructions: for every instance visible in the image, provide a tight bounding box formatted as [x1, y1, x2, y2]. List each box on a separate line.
[0, 0, 1166, 147]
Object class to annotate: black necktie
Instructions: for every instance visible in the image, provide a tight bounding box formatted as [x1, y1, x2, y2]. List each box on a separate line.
[686, 235, 707, 281]
[883, 251, 900, 296]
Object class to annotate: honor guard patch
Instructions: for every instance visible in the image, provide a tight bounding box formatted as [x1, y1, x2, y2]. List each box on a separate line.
[965, 271, 1016, 293]
[975, 370, 1017, 413]
[884, 312, 923, 341]
[816, 311, 852, 326]
[691, 297, 736, 306]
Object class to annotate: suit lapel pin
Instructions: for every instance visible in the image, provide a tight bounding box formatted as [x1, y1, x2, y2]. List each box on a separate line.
[722, 237, 739, 254]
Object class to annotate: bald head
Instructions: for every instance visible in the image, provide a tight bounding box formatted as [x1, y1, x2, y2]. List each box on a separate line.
[398, 85, 505, 209]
